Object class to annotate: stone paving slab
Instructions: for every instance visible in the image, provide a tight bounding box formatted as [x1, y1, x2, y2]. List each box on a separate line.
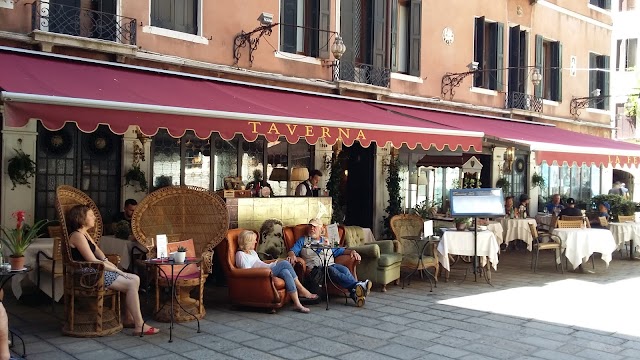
[4, 251, 640, 359]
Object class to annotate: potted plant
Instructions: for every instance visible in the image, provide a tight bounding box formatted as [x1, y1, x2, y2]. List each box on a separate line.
[531, 173, 546, 189]
[496, 177, 510, 194]
[7, 149, 37, 190]
[113, 220, 131, 240]
[125, 165, 148, 192]
[454, 217, 471, 231]
[1, 210, 49, 270]
[154, 175, 172, 190]
[174, 245, 187, 263]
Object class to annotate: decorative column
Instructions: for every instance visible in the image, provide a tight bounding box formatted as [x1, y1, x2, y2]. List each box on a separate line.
[120, 126, 152, 206]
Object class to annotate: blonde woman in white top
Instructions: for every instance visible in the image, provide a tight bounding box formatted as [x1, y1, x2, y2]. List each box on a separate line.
[236, 230, 317, 313]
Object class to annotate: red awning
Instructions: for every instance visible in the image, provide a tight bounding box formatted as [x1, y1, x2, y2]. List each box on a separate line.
[0, 50, 482, 152]
[377, 104, 640, 168]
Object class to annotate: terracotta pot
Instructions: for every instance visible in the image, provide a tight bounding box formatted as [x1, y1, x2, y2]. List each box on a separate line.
[9, 256, 25, 270]
[455, 222, 467, 231]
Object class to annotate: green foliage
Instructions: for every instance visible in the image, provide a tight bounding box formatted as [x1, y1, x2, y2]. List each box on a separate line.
[326, 151, 347, 224]
[626, 93, 638, 118]
[125, 165, 148, 192]
[154, 175, 172, 190]
[1, 213, 50, 257]
[413, 200, 440, 220]
[382, 155, 402, 239]
[531, 173, 546, 189]
[113, 220, 131, 240]
[454, 217, 471, 225]
[591, 194, 635, 220]
[496, 177, 510, 194]
[177, 246, 187, 252]
[7, 149, 36, 190]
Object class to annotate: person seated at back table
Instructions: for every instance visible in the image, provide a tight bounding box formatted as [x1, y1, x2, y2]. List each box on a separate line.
[235, 230, 318, 313]
[590, 202, 611, 228]
[559, 198, 582, 218]
[517, 194, 530, 218]
[285, 218, 371, 307]
[504, 196, 516, 218]
[545, 194, 565, 215]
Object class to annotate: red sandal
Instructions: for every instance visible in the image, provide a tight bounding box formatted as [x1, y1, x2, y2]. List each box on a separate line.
[133, 327, 160, 336]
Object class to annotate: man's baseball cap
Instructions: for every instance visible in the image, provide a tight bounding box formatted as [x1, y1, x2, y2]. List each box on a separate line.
[308, 218, 323, 227]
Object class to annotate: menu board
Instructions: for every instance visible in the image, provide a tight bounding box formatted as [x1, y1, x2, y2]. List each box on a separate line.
[326, 223, 340, 245]
[449, 188, 505, 217]
[156, 234, 168, 259]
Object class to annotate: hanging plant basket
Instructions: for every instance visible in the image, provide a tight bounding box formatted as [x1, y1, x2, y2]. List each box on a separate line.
[496, 177, 510, 194]
[531, 173, 546, 189]
[7, 149, 37, 190]
[125, 165, 148, 192]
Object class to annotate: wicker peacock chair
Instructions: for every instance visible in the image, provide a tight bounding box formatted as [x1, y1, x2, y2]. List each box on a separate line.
[131, 185, 229, 322]
[55, 185, 122, 337]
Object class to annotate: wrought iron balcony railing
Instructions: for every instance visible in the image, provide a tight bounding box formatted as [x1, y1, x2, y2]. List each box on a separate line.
[505, 92, 543, 113]
[31, 0, 136, 45]
[338, 61, 390, 88]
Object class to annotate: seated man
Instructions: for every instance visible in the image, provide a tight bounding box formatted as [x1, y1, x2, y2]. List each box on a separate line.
[559, 198, 582, 218]
[285, 218, 371, 307]
[545, 194, 565, 215]
[111, 198, 137, 234]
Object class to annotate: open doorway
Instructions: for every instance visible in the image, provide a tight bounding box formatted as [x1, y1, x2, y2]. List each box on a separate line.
[612, 169, 634, 200]
[343, 143, 375, 228]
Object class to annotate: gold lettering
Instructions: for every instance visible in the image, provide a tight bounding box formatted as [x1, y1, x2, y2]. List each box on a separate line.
[268, 123, 280, 135]
[608, 154, 613, 164]
[321, 127, 331, 138]
[616, 156, 621, 164]
[285, 124, 298, 135]
[355, 130, 366, 140]
[248, 121, 261, 133]
[628, 156, 632, 164]
[338, 128, 350, 139]
[305, 126, 314, 137]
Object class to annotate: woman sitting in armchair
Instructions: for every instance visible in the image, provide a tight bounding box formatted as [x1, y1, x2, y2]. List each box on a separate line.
[236, 230, 318, 313]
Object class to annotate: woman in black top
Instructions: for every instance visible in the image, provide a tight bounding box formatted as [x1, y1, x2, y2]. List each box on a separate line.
[67, 204, 159, 336]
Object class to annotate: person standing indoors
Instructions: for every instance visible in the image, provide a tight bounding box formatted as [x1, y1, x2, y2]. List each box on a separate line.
[295, 169, 323, 197]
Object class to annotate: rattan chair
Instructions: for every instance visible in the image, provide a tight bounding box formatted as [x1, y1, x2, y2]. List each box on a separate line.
[55, 185, 122, 337]
[561, 215, 590, 227]
[618, 215, 635, 222]
[131, 185, 229, 322]
[390, 214, 439, 282]
[36, 225, 64, 312]
[528, 223, 563, 273]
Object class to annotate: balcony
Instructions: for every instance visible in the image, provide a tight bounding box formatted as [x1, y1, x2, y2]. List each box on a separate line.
[338, 61, 390, 88]
[505, 92, 543, 113]
[30, 0, 136, 46]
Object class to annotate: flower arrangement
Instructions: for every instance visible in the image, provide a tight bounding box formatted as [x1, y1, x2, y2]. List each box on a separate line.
[0, 210, 49, 258]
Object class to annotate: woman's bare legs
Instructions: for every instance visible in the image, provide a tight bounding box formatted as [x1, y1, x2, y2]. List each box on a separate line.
[109, 273, 155, 333]
[294, 278, 316, 299]
[289, 291, 309, 313]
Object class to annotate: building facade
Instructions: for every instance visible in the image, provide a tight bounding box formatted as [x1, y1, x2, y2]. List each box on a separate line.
[1, 0, 637, 237]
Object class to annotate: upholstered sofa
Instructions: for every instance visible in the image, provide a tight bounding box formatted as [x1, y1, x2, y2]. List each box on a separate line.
[342, 226, 402, 292]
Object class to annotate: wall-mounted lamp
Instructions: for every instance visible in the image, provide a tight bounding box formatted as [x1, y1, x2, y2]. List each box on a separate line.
[132, 126, 149, 167]
[441, 63, 542, 100]
[503, 147, 515, 174]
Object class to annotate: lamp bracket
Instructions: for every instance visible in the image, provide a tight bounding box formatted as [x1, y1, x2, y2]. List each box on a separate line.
[570, 92, 640, 118]
[441, 65, 543, 100]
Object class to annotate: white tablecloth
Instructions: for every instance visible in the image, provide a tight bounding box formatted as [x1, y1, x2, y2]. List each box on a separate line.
[501, 218, 537, 251]
[608, 222, 640, 250]
[486, 222, 504, 245]
[535, 214, 553, 228]
[552, 228, 617, 270]
[436, 230, 500, 271]
[100, 235, 148, 270]
[11, 238, 63, 302]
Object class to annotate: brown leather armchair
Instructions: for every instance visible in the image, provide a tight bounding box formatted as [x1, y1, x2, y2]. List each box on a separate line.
[283, 224, 357, 295]
[217, 229, 289, 312]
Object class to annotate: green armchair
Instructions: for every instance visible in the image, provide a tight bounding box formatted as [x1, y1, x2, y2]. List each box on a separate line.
[342, 226, 403, 292]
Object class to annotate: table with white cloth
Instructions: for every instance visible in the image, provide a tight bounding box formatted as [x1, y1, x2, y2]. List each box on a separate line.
[501, 218, 537, 250]
[11, 238, 63, 301]
[535, 214, 553, 228]
[485, 222, 504, 246]
[100, 235, 148, 270]
[436, 230, 500, 282]
[552, 228, 617, 270]
[608, 222, 640, 259]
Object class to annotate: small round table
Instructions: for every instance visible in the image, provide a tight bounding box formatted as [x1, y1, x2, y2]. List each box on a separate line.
[400, 236, 438, 292]
[144, 258, 202, 342]
[304, 243, 349, 310]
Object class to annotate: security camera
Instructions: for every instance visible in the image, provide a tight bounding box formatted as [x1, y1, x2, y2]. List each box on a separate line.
[258, 12, 274, 26]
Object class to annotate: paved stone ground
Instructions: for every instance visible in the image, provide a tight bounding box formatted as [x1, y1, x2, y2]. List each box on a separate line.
[5, 249, 640, 360]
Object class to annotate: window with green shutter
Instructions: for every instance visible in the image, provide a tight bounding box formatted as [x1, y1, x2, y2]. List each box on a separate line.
[589, 53, 610, 110]
[535, 35, 562, 102]
[279, 0, 330, 58]
[151, 0, 198, 35]
[590, 0, 611, 10]
[473, 17, 504, 91]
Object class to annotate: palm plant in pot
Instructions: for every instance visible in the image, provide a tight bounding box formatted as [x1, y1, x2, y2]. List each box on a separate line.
[1, 211, 49, 270]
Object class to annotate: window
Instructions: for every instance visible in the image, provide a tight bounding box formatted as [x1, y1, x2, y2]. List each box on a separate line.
[616, 39, 637, 71]
[619, 0, 636, 11]
[589, 52, 610, 110]
[280, 0, 330, 58]
[590, 0, 611, 10]
[539, 162, 599, 210]
[151, 0, 198, 35]
[473, 17, 504, 91]
[535, 35, 562, 101]
[339, 0, 421, 83]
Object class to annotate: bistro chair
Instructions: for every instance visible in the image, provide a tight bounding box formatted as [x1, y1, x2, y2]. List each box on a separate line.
[36, 225, 64, 313]
[528, 223, 563, 273]
[561, 215, 590, 227]
[55, 185, 122, 337]
[554, 219, 595, 270]
[389, 214, 439, 282]
[617, 215, 635, 222]
[131, 185, 229, 322]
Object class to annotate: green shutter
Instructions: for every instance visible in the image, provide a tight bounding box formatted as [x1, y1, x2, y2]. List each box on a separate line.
[604, 0, 611, 9]
[372, 0, 387, 71]
[318, 0, 331, 59]
[308, 1, 320, 57]
[487, 22, 498, 90]
[589, 52, 598, 106]
[339, 0, 356, 80]
[556, 42, 562, 102]
[408, 0, 421, 77]
[496, 22, 504, 92]
[534, 34, 543, 98]
[281, 0, 298, 53]
[603, 55, 610, 110]
[474, 17, 485, 88]
[390, 0, 398, 72]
